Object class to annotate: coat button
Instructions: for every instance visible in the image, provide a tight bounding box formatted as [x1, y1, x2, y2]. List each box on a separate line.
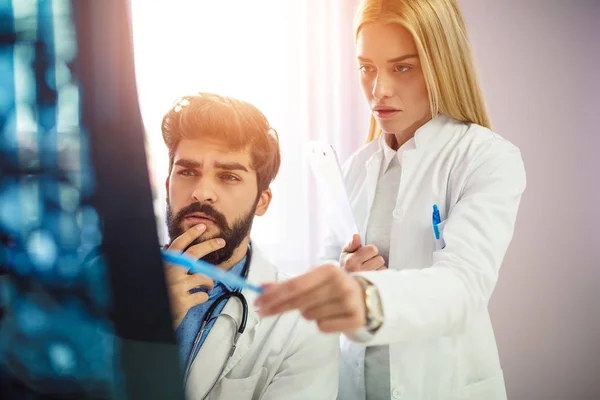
[392, 208, 404, 219]
[392, 386, 406, 399]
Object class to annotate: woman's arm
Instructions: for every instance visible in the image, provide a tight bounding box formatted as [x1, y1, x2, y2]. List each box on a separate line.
[350, 145, 526, 344]
[256, 143, 526, 343]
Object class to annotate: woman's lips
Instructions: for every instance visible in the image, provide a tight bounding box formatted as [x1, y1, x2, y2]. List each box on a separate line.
[374, 110, 400, 119]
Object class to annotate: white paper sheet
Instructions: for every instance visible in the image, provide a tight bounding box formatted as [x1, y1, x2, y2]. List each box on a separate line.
[306, 141, 362, 246]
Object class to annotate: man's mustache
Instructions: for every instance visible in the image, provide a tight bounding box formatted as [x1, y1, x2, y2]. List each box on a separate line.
[173, 203, 229, 231]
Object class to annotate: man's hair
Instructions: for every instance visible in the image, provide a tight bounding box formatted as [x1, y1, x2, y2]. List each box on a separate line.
[161, 92, 281, 192]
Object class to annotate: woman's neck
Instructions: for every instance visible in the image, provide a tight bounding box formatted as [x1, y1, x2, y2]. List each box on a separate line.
[387, 131, 413, 151]
[386, 114, 432, 150]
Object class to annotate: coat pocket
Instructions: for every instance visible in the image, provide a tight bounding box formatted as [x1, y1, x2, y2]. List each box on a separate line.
[458, 373, 507, 400]
[208, 367, 267, 400]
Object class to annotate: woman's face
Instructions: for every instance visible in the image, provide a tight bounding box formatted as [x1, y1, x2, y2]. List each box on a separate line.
[356, 22, 431, 138]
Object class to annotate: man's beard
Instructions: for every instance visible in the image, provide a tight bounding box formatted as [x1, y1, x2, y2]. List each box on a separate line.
[166, 201, 256, 266]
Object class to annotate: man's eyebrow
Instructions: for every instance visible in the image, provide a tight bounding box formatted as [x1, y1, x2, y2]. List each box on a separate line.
[174, 159, 201, 169]
[214, 161, 249, 173]
[357, 54, 418, 63]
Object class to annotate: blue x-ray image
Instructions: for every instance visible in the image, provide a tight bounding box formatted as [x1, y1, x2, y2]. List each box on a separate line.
[1, 1, 185, 398]
[0, 0, 121, 397]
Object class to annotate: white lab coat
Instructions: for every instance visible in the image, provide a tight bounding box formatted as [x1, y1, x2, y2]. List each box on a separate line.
[320, 114, 526, 400]
[185, 245, 340, 400]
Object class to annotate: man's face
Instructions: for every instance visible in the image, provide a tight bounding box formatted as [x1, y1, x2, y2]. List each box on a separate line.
[165, 138, 271, 266]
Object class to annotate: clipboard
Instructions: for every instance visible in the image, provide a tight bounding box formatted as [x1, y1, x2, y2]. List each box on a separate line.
[306, 141, 362, 246]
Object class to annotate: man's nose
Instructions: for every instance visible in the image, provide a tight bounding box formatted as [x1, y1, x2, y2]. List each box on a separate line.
[191, 180, 217, 204]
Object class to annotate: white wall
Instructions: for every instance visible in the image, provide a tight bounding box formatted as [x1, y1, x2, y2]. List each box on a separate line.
[458, 0, 600, 398]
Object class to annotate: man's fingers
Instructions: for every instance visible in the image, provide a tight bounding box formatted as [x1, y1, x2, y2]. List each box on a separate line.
[185, 274, 214, 292]
[169, 286, 209, 316]
[255, 264, 339, 314]
[164, 263, 189, 283]
[164, 236, 225, 282]
[169, 224, 207, 251]
[166, 271, 214, 292]
[186, 291, 209, 308]
[185, 238, 226, 260]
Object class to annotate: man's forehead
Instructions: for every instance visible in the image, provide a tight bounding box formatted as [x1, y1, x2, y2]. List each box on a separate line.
[174, 138, 252, 167]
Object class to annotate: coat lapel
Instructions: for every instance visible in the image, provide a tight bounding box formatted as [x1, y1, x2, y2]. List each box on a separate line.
[360, 145, 383, 240]
[185, 246, 275, 399]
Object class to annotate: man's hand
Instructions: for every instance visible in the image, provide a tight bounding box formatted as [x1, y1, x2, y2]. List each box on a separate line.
[340, 234, 387, 272]
[163, 224, 226, 329]
[256, 264, 367, 333]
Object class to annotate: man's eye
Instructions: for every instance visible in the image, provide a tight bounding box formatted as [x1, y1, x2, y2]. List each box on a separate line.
[359, 65, 375, 73]
[178, 169, 196, 176]
[222, 174, 240, 182]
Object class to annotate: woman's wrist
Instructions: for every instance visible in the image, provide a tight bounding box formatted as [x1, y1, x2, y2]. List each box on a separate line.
[354, 275, 384, 332]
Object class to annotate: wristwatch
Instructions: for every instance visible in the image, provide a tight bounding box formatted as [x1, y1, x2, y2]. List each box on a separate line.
[354, 276, 384, 332]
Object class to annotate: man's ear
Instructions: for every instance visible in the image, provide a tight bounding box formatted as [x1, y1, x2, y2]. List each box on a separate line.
[165, 176, 170, 193]
[254, 188, 272, 217]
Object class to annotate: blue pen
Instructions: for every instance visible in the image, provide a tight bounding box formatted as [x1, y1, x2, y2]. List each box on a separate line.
[161, 249, 264, 293]
[432, 204, 441, 240]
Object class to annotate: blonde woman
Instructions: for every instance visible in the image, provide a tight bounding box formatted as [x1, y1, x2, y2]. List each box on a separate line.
[256, 0, 526, 399]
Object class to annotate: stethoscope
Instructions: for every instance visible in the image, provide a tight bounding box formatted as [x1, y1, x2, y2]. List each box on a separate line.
[182, 245, 251, 397]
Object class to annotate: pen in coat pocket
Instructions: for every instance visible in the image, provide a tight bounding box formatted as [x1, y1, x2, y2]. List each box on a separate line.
[432, 204, 441, 240]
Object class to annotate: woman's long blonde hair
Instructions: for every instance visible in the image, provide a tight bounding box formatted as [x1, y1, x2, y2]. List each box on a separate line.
[355, 0, 491, 142]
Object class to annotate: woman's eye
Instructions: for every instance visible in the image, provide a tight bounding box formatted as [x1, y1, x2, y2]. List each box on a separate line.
[359, 65, 375, 73]
[393, 64, 411, 73]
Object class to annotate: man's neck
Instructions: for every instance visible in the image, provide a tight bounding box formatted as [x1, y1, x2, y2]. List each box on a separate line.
[218, 236, 251, 271]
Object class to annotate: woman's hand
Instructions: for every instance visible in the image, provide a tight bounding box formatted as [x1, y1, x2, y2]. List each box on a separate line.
[340, 234, 387, 272]
[255, 264, 367, 333]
